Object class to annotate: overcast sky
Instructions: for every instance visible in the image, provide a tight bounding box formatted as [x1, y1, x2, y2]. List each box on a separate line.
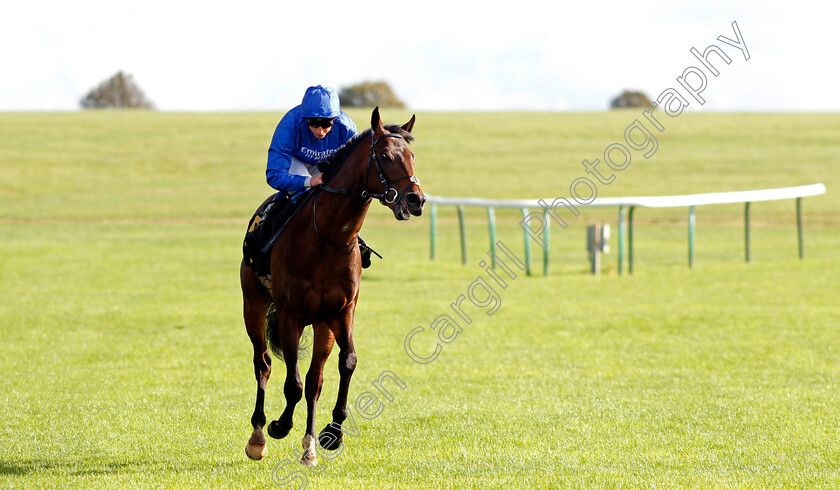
[2, 0, 837, 112]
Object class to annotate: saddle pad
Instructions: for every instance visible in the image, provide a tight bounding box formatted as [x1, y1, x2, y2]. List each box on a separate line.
[242, 189, 317, 276]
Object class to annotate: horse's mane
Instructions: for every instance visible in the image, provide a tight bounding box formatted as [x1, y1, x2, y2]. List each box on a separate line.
[318, 125, 414, 183]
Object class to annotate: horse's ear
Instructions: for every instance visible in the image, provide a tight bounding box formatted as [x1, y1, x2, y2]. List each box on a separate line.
[401, 114, 416, 134]
[370, 106, 383, 132]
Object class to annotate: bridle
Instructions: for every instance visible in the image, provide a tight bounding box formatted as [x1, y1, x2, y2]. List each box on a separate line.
[314, 131, 420, 248]
[320, 132, 419, 203]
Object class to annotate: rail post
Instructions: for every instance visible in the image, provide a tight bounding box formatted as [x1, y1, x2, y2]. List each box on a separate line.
[520, 207, 532, 276]
[797, 197, 804, 259]
[618, 206, 625, 275]
[628, 206, 636, 275]
[487, 206, 497, 268]
[744, 202, 751, 263]
[543, 208, 550, 276]
[688, 205, 696, 269]
[429, 202, 437, 260]
[457, 205, 467, 264]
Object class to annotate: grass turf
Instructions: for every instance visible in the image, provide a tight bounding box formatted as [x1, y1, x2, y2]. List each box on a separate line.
[1, 110, 838, 488]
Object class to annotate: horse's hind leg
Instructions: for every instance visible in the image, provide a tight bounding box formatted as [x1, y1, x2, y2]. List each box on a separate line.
[300, 322, 336, 466]
[266, 315, 304, 441]
[241, 261, 272, 460]
[318, 310, 357, 451]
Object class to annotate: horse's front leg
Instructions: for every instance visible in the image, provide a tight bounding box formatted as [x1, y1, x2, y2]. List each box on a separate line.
[318, 310, 357, 451]
[300, 322, 336, 467]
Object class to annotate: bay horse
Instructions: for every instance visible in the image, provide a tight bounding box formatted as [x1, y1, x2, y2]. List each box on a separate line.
[241, 108, 424, 465]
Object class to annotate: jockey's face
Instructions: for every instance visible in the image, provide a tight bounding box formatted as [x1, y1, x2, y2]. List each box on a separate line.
[309, 124, 332, 139]
[307, 117, 335, 140]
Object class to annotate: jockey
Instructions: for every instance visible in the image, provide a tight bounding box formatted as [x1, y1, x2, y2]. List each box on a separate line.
[262, 85, 376, 268]
[266, 85, 358, 192]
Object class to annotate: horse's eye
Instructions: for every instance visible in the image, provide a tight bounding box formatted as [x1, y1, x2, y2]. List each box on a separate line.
[380, 152, 389, 161]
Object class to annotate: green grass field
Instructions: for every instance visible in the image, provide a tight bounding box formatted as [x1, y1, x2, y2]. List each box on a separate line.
[1, 110, 839, 488]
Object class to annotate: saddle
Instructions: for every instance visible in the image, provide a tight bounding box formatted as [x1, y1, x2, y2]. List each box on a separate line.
[243, 190, 315, 277]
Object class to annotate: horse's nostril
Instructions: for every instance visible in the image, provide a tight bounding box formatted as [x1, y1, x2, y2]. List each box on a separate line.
[405, 192, 425, 216]
[405, 192, 423, 207]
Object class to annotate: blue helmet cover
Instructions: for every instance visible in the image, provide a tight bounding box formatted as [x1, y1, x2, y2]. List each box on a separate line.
[301, 85, 341, 118]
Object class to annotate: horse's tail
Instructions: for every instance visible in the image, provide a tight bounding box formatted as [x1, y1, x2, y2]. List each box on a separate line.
[264, 303, 310, 361]
[265, 303, 284, 360]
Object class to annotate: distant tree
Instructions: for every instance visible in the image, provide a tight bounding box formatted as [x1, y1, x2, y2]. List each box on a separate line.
[80, 71, 155, 109]
[338, 81, 406, 108]
[610, 90, 652, 109]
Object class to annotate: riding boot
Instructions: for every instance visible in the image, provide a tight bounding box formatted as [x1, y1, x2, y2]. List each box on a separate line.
[358, 236, 372, 269]
[357, 235, 382, 269]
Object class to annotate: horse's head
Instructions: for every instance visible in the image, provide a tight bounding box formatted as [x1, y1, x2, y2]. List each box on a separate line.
[367, 107, 425, 221]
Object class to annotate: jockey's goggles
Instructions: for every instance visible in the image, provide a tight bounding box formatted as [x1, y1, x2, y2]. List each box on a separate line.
[307, 117, 336, 128]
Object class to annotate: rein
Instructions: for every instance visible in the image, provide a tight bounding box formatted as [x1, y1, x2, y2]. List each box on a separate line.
[311, 192, 357, 248]
[314, 132, 419, 248]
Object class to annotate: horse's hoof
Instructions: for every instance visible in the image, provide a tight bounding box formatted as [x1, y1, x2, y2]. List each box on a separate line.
[318, 424, 344, 451]
[267, 419, 291, 439]
[299, 452, 318, 467]
[246, 428, 267, 460]
[245, 443, 267, 460]
[300, 434, 318, 467]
